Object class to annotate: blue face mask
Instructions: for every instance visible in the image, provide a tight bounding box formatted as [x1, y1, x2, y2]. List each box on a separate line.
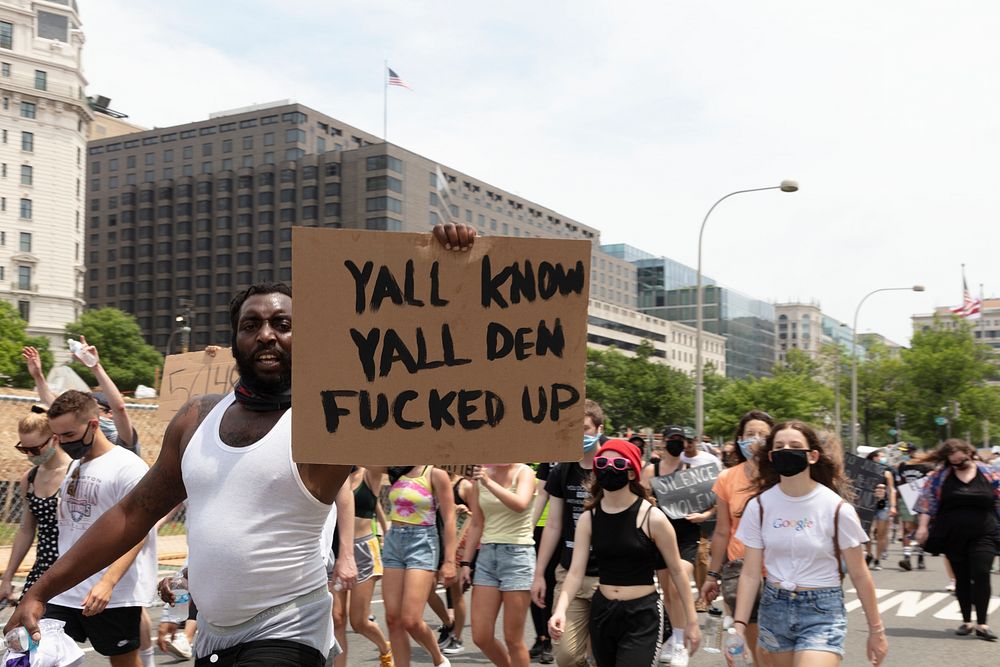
[583, 434, 600, 453]
[737, 437, 757, 460]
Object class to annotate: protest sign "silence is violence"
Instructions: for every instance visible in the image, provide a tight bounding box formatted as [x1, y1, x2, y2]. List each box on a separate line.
[292, 229, 591, 465]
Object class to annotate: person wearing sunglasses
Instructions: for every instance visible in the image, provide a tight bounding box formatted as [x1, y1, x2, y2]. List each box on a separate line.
[550, 440, 701, 667]
[915, 439, 1000, 642]
[0, 410, 71, 604]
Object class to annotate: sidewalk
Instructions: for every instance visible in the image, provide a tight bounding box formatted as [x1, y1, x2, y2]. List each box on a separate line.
[0, 533, 189, 578]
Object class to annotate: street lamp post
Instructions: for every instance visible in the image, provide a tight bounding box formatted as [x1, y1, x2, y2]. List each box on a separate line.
[850, 285, 925, 451]
[166, 325, 192, 356]
[695, 180, 798, 436]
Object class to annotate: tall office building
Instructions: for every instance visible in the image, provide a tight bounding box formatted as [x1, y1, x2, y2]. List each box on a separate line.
[84, 101, 600, 350]
[0, 0, 90, 355]
[773, 302, 862, 364]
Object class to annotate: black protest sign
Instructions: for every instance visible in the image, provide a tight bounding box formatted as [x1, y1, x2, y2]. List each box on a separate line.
[844, 453, 887, 533]
[651, 462, 721, 520]
[291, 229, 590, 465]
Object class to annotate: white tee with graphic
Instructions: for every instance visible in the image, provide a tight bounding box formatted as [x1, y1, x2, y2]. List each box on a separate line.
[736, 483, 868, 589]
[52, 446, 157, 608]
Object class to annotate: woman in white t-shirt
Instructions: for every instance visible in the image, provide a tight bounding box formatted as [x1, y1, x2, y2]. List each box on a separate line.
[729, 421, 888, 667]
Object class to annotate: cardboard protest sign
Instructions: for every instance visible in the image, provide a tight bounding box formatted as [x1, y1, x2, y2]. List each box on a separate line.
[157, 349, 238, 421]
[651, 462, 721, 520]
[844, 453, 889, 533]
[897, 475, 928, 512]
[292, 229, 590, 465]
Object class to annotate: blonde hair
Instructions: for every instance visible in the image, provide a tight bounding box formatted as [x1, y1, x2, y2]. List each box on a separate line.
[18, 411, 52, 438]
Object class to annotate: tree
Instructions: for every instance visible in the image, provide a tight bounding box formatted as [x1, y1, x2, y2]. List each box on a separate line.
[0, 301, 53, 388]
[704, 349, 834, 439]
[856, 340, 909, 445]
[899, 318, 1000, 445]
[586, 341, 694, 434]
[65, 308, 163, 391]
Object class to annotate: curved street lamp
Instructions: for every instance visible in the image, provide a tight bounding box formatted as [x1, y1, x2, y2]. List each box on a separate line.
[850, 285, 925, 451]
[695, 180, 798, 436]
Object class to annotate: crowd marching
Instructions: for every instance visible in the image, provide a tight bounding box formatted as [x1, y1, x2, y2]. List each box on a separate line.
[0, 224, 998, 666]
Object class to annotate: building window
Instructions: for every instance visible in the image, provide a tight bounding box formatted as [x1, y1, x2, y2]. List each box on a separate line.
[18, 265, 31, 290]
[20, 165, 31, 185]
[19, 232, 31, 252]
[19, 198, 31, 219]
[1, 62, 8, 77]
[20, 102, 36, 119]
[263, 132, 274, 146]
[34, 70, 46, 91]
[21, 132, 33, 152]
[366, 196, 403, 214]
[222, 139, 232, 153]
[285, 128, 305, 143]
[366, 176, 402, 193]
[37, 11, 68, 41]
[0, 22, 12, 50]
[366, 155, 404, 172]
[17, 300, 29, 321]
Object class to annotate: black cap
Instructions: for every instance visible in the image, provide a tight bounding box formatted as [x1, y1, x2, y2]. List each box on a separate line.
[91, 392, 111, 411]
[627, 435, 647, 449]
[663, 425, 686, 440]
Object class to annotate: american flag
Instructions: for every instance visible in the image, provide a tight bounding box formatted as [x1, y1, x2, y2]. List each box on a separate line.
[387, 67, 411, 90]
[950, 275, 982, 319]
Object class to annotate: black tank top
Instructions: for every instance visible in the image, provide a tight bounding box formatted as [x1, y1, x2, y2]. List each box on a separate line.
[591, 499, 659, 586]
[353, 477, 378, 520]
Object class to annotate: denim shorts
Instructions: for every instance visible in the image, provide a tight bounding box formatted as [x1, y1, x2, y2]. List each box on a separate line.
[757, 581, 846, 656]
[874, 507, 890, 522]
[474, 543, 536, 592]
[382, 524, 439, 571]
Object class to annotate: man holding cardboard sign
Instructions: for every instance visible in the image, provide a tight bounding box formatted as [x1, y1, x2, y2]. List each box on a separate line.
[7, 224, 478, 667]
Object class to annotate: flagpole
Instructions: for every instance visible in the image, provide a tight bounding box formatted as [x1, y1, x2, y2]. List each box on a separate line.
[383, 60, 388, 142]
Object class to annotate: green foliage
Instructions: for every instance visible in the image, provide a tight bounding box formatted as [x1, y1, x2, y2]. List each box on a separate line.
[586, 341, 694, 433]
[65, 308, 163, 391]
[856, 340, 908, 444]
[0, 301, 52, 388]
[704, 350, 833, 439]
[899, 318, 1000, 445]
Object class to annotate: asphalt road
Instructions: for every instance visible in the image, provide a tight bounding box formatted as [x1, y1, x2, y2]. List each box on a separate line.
[32, 543, 1000, 665]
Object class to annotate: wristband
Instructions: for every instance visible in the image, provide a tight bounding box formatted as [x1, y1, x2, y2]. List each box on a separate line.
[460, 561, 471, 567]
[707, 570, 721, 580]
[733, 620, 748, 628]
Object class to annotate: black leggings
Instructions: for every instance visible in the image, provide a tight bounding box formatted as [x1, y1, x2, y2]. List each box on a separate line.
[946, 539, 996, 625]
[530, 525, 559, 639]
[589, 590, 662, 667]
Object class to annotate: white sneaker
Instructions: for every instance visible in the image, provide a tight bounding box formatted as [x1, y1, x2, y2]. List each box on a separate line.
[164, 633, 193, 660]
[659, 637, 674, 664]
[671, 644, 690, 667]
[434, 658, 451, 667]
[946, 579, 956, 592]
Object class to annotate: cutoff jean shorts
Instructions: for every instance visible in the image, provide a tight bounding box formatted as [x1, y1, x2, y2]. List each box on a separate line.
[474, 543, 535, 591]
[382, 524, 439, 571]
[756, 581, 847, 657]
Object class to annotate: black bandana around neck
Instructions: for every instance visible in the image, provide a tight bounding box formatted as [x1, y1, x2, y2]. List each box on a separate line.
[234, 378, 292, 412]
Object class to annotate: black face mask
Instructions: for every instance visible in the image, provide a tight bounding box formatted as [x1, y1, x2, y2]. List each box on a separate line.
[771, 449, 810, 477]
[60, 422, 95, 460]
[595, 467, 630, 492]
[951, 459, 972, 471]
[666, 440, 685, 457]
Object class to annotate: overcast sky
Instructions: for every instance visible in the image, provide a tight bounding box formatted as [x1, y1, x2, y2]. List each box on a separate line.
[81, 1, 998, 345]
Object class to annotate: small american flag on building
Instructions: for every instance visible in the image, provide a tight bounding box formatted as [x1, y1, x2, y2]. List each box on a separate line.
[950, 275, 982, 319]
[387, 67, 412, 90]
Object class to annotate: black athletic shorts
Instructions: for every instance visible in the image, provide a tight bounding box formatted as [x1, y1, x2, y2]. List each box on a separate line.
[677, 538, 699, 566]
[45, 603, 141, 656]
[195, 639, 326, 667]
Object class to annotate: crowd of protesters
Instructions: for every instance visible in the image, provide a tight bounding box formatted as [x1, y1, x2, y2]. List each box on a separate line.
[1, 227, 997, 666]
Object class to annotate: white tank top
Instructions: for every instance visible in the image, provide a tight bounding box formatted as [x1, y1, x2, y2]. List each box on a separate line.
[182, 393, 332, 627]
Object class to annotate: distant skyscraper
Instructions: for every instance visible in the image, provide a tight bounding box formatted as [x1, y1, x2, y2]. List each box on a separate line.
[0, 0, 90, 356]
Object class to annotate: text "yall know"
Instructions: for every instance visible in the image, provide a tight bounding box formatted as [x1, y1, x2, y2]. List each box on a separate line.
[320, 255, 586, 433]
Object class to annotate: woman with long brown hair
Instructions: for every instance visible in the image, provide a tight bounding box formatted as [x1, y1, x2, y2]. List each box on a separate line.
[729, 421, 887, 666]
[915, 439, 1000, 641]
[549, 439, 700, 666]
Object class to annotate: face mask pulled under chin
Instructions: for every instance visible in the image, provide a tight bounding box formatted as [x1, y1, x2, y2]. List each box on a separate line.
[60, 423, 95, 460]
[29, 444, 57, 466]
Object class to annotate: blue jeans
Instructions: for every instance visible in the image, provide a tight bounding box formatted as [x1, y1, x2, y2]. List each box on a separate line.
[756, 581, 846, 656]
[474, 543, 535, 591]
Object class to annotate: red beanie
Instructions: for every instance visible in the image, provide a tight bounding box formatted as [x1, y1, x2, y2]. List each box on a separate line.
[595, 439, 643, 477]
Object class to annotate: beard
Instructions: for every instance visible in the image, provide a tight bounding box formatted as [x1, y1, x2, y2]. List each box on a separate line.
[232, 344, 292, 394]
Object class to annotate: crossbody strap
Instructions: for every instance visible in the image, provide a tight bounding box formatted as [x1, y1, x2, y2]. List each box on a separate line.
[833, 500, 845, 582]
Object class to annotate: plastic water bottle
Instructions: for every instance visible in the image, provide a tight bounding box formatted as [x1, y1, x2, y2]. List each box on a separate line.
[703, 607, 724, 653]
[0, 626, 39, 653]
[162, 573, 190, 624]
[725, 628, 753, 664]
[67, 339, 98, 367]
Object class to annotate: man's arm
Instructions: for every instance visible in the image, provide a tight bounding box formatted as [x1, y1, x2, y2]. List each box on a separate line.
[78, 337, 136, 450]
[5, 395, 217, 639]
[331, 480, 357, 589]
[81, 537, 147, 617]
